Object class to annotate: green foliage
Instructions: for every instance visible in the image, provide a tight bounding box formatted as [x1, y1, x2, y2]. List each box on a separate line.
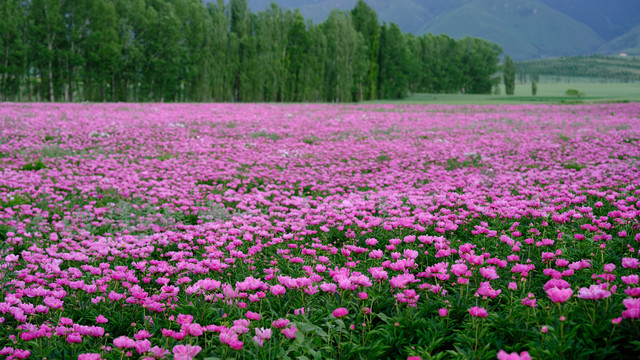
[0, 0, 504, 102]
[565, 89, 585, 97]
[503, 55, 516, 95]
[531, 81, 537, 96]
[517, 55, 640, 83]
[21, 159, 46, 171]
[444, 154, 484, 170]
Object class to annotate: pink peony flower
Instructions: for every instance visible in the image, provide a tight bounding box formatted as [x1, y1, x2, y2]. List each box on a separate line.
[270, 284, 286, 296]
[497, 350, 532, 360]
[332, 307, 348, 318]
[546, 287, 573, 303]
[272, 318, 290, 329]
[78, 353, 101, 360]
[577, 285, 611, 300]
[469, 306, 488, 318]
[281, 325, 298, 339]
[113, 336, 136, 349]
[172, 344, 202, 360]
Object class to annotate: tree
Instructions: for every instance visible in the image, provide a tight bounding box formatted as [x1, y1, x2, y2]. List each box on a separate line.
[458, 37, 502, 94]
[0, 0, 26, 101]
[565, 89, 584, 97]
[503, 55, 516, 95]
[285, 11, 310, 102]
[531, 81, 537, 96]
[29, 0, 65, 101]
[322, 10, 366, 102]
[351, 0, 379, 100]
[378, 23, 409, 99]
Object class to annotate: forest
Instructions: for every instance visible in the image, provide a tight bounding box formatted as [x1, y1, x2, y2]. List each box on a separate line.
[516, 55, 640, 83]
[0, 0, 503, 102]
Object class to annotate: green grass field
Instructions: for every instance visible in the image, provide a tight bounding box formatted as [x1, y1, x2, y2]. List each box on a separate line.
[367, 82, 640, 105]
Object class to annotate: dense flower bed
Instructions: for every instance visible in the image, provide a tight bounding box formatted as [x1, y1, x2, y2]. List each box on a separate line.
[0, 103, 639, 359]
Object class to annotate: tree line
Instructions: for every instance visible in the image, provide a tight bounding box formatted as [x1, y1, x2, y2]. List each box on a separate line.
[0, 0, 504, 103]
[516, 55, 640, 83]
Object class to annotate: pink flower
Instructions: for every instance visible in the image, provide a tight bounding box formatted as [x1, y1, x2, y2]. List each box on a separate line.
[480, 266, 499, 280]
[603, 263, 615, 273]
[135, 340, 151, 354]
[60, 317, 74, 326]
[13, 349, 31, 359]
[622, 258, 639, 269]
[245, 311, 261, 321]
[622, 275, 639, 285]
[78, 353, 101, 360]
[43, 297, 63, 309]
[113, 336, 136, 349]
[150, 346, 168, 358]
[67, 332, 82, 343]
[546, 287, 573, 303]
[577, 285, 611, 300]
[272, 318, 290, 329]
[281, 325, 298, 339]
[95, 315, 108, 324]
[438, 308, 448, 317]
[134, 329, 151, 340]
[172, 344, 202, 360]
[469, 306, 488, 318]
[270, 285, 286, 296]
[332, 307, 348, 318]
[497, 350, 532, 360]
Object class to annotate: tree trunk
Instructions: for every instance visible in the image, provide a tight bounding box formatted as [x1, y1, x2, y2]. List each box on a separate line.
[48, 58, 55, 102]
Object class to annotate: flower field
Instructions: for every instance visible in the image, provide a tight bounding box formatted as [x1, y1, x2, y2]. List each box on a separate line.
[0, 103, 639, 360]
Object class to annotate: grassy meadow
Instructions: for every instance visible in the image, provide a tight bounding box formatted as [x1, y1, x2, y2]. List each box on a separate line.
[371, 82, 640, 105]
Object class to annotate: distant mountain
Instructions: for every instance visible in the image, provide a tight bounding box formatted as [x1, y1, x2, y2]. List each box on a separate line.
[247, 0, 472, 33]
[417, 0, 604, 60]
[598, 25, 640, 56]
[241, 0, 640, 60]
[538, 0, 640, 41]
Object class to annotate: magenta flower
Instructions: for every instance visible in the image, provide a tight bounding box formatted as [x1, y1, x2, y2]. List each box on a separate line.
[135, 339, 151, 354]
[469, 306, 488, 318]
[270, 284, 286, 296]
[497, 350, 532, 360]
[272, 318, 290, 329]
[172, 344, 202, 360]
[577, 285, 611, 300]
[281, 325, 298, 339]
[113, 336, 136, 349]
[78, 353, 102, 360]
[480, 266, 499, 280]
[546, 287, 573, 303]
[438, 308, 448, 317]
[13, 349, 31, 359]
[332, 307, 349, 318]
[66, 332, 82, 344]
[245, 311, 261, 321]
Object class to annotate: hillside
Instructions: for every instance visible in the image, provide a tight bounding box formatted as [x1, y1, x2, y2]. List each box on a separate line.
[417, 0, 603, 60]
[247, 0, 470, 33]
[539, 0, 640, 41]
[599, 25, 640, 56]
[241, 0, 640, 60]
[516, 55, 640, 82]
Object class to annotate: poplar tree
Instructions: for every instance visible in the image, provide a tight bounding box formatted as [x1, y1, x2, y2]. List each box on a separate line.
[503, 55, 516, 95]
